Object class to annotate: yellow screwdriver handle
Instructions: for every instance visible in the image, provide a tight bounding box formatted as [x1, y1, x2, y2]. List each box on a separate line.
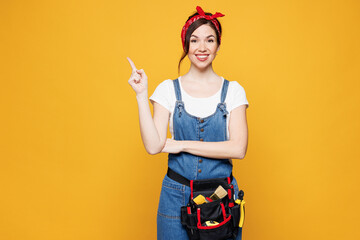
[239, 200, 245, 227]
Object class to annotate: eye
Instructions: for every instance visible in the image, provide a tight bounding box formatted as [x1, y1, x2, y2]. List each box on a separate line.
[208, 39, 214, 42]
[190, 39, 197, 43]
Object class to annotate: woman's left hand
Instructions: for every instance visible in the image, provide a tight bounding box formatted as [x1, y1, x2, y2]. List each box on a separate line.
[161, 138, 184, 154]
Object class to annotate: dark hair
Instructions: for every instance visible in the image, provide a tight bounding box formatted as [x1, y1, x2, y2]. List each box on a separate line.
[178, 12, 223, 75]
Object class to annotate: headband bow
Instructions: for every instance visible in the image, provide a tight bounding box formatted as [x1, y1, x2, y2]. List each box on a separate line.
[196, 6, 225, 20]
[181, 6, 225, 50]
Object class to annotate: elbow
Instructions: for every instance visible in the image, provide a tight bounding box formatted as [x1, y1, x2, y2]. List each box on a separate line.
[233, 142, 247, 159]
[234, 153, 245, 159]
[148, 150, 161, 155]
[145, 142, 164, 155]
[146, 147, 161, 155]
[233, 148, 246, 160]
[230, 140, 247, 159]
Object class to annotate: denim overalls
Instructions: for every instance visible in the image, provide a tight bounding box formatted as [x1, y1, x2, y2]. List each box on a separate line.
[157, 78, 242, 240]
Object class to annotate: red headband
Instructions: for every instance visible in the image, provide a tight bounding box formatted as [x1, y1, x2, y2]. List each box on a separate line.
[181, 6, 225, 50]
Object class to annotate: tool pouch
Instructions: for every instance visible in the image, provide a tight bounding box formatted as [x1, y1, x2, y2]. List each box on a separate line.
[180, 177, 245, 240]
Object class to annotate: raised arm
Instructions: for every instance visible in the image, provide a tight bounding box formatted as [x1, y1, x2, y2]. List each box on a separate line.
[161, 104, 248, 159]
[127, 57, 169, 155]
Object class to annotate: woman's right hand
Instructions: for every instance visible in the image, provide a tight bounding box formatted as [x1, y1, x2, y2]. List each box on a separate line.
[127, 57, 148, 97]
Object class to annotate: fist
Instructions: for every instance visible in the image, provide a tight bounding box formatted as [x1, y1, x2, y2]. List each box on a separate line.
[161, 138, 183, 154]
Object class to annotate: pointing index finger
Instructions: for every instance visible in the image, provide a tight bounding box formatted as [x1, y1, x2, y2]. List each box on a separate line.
[126, 57, 137, 71]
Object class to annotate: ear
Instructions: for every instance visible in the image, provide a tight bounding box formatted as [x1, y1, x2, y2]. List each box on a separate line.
[217, 46, 220, 52]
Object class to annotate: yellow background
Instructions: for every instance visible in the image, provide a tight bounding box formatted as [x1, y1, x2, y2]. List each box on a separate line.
[1, 0, 359, 239]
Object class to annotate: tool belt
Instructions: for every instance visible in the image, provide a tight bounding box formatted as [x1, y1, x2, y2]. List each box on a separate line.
[167, 168, 245, 240]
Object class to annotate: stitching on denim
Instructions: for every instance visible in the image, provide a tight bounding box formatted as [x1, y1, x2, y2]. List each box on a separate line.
[163, 180, 185, 192]
[157, 211, 181, 219]
[182, 188, 185, 205]
[162, 184, 184, 192]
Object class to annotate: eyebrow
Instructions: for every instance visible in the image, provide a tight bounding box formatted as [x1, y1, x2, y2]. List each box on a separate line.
[190, 34, 215, 38]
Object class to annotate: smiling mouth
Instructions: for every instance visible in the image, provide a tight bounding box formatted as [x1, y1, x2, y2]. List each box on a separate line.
[196, 54, 209, 61]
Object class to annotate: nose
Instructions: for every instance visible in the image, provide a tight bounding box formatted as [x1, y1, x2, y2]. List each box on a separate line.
[198, 40, 206, 51]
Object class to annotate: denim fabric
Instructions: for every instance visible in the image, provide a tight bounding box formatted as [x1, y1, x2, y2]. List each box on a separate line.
[157, 78, 242, 239]
[169, 79, 233, 180]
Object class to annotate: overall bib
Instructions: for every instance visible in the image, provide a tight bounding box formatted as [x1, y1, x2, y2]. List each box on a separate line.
[157, 78, 242, 240]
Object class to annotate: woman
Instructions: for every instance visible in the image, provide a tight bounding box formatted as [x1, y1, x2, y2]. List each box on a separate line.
[127, 6, 249, 239]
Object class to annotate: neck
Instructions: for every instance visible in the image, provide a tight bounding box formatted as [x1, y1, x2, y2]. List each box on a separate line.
[184, 63, 218, 82]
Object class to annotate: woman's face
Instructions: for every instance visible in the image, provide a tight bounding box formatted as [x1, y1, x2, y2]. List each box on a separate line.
[187, 24, 220, 70]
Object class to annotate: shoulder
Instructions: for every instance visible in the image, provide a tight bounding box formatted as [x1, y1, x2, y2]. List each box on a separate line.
[151, 79, 175, 95]
[149, 79, 178, 112]
[227, 80, 246, 95]
[228, 80, 244, 89]
[149, 79, 176, 104]
[224, 79, 249, 111]
[154, 79, 173, 90]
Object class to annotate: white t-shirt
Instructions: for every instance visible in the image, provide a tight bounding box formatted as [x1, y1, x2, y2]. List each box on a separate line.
[149, 76, 249, 139]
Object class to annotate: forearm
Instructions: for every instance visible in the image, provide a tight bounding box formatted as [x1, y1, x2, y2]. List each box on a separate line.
[136, 94, 164, 154]
[181, 140, 246, 159]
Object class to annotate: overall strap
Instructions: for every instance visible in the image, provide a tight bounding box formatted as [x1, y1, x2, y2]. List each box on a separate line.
[173, 78, 182, 101]
[220, 79, 230, 103]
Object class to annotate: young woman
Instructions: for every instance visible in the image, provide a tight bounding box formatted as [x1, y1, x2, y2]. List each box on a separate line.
[127, 6, 249, 240]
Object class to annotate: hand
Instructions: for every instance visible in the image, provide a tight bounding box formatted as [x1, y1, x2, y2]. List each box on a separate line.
[127, 57, 148, 97]
[161, 138, 184, 154]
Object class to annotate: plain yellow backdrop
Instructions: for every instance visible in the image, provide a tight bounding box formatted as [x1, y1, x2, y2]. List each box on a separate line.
[1, 0, 360, 239]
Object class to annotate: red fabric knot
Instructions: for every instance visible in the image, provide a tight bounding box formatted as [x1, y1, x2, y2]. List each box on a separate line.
[196, 6, 225, 20]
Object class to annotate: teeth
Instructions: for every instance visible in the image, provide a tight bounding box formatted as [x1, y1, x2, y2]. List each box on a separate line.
[197, 55, 208, 59]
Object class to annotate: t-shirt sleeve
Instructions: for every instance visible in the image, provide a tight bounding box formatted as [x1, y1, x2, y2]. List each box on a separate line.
[149, 80, 172, 111]
[227, 81, 249, 112]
